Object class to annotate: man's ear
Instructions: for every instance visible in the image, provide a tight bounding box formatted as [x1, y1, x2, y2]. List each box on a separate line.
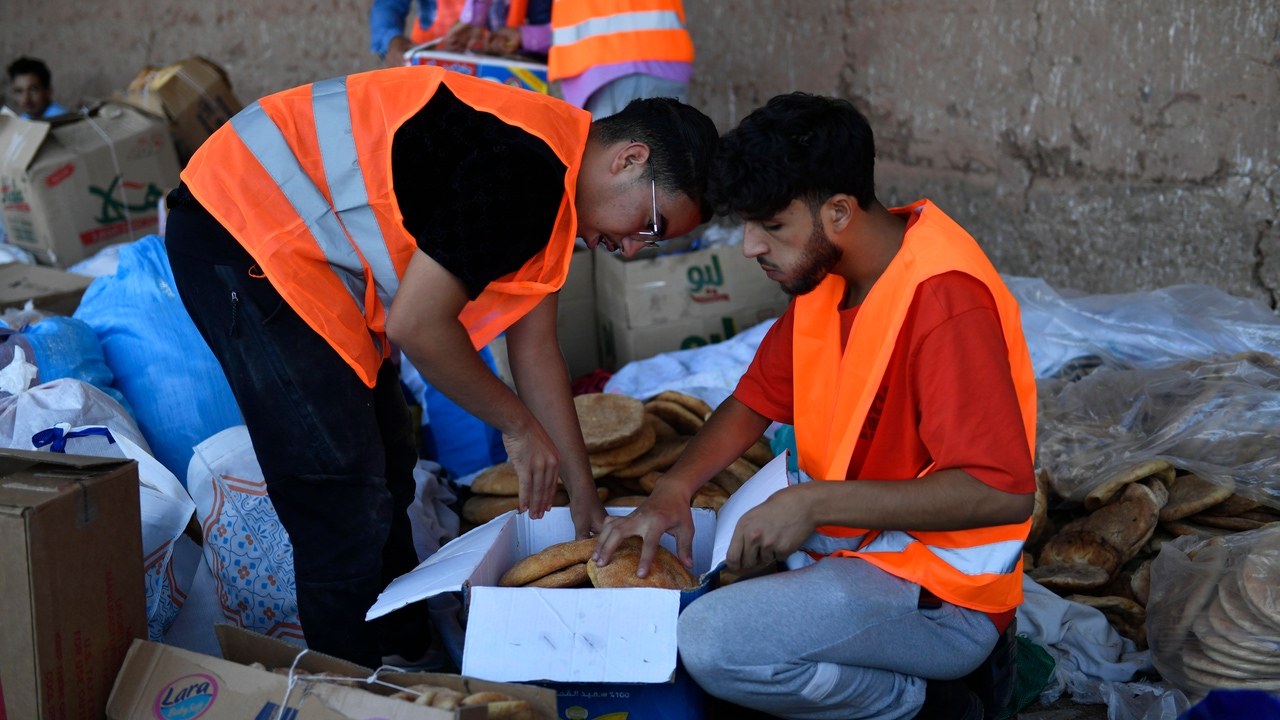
[609, 141, 652, 176]
[824, 194, 855, 234]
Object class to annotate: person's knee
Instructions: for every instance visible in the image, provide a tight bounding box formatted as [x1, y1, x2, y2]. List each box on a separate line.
[677, 597, 739, 690]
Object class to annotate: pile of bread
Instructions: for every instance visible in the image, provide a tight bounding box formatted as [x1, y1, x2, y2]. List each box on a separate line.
[1160, 530, 1280, 694]
[1026, 458, 1280, 653]
[497, 535, 698, 591]
[461, 391, 773, 526]
[245, 665, 537, 718]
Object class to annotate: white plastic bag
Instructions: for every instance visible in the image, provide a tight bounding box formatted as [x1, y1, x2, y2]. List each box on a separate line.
[187, 425, 303, 643]
[408, 459, 460, 562]
[0, 377, 195, 640]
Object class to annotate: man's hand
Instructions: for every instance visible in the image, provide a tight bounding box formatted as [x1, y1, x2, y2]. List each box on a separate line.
[593, 481, 696, 577]
[384, 35, 413, 67]
[571, 492, 607, 540]
[485, 27, 522, 55]
[725, 484, 817, 574]
[443, 22, 485, 52]
[502, 424, 560, 520]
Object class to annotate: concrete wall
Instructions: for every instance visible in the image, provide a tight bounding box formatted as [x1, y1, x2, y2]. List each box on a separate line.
[4, 1, 1277, 306]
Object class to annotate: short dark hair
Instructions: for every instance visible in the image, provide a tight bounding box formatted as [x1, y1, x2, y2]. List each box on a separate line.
[709, 93, 877, 220]
[592, 97, 719, 223]
[7, 57, 51, 88]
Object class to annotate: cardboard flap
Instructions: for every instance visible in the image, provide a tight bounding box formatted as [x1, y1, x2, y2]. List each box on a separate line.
[366, 512, 515, 620]
[214, 624, 370, 676]
[0, 447, 130, 478]
[0, 113, 50, 172]
[462, 586, 680, 684]
[708, 450, 792, 577]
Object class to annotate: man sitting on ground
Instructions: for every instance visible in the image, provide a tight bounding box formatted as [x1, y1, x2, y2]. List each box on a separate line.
[7, 57, 67, 119]
[593, 93, 1038, 720]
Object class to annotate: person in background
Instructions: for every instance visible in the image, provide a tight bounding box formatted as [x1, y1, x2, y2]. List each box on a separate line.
[442, 0, 553, 58]
[7, 57, 68, 119]
[371, 0, 468, 68]
[548, 0, 695, 118]
[593, 93, 1037, 720]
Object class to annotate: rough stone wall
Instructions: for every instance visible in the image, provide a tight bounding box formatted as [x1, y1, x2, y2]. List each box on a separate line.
[687, 0, 1280, 306]
[3, 1, 1277, 305]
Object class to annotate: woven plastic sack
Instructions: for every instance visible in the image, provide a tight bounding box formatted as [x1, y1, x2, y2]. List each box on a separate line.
[186, 425, 303, 643]
[1036, 354, 1280, 507]
[20, 316, 133, 415]
[1147, 526, 1280, 699]
[74, 235, 242, 481]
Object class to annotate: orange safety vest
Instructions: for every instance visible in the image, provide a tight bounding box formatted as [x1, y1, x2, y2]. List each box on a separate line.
[410, 0, 467, 46]
[181, 66, 591, 388]
[547, 0, 695, 81]
[792, 199, 1037, 614]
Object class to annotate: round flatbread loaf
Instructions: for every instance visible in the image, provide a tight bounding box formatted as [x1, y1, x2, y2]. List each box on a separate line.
[692, 483, 728, 511]
[1240, 540, 1280, 630]
[461, 693, 537, 720]
[1183, 645, 1273, 680]
[1086, 459, 1174, 511]
[1162, 519, 1235, 538]
[472, 463, 565, 497]
[1131, 558, 1153, 607]
[588, 536, 698, 590]
[1065, 482, 1161, 563]
[639, 471, 663, 493]
[591, 462, 629, 479]
[1066, 594, 1146, 646]
[1028, 469, 1051, 545]
[1218, 570, 1280, 638]
[1028, 562, 1110, 591]
[645, 413, 679, 441]
[612, 439, 690, 478]
[499, 538, 597, 587]
[606, 495, 646, 507]
[1184, 663, 1280, 692]
[390, 684, 466, 708]
[644, 400, 704, 435]
[1200, 492, 1259, 518]
[463, 495, 521, 525]
[588, 422, 656, 467]
[526, 563, 589, 588]
[1188, 514, 1266, 531]
[742, 439, 774, 468]
[1039, 530, 1122, 577]
[575, 393, 646, 453]
[1203, 597, 1280, 661]
[1160, 473, 1235, 522]
[649, 390, 713, 420]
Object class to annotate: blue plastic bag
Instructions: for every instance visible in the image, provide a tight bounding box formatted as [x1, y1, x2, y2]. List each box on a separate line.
[20, 316, 134, 416]
[74, 236, 242, 482]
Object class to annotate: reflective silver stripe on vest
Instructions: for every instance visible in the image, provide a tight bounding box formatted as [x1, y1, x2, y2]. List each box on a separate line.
[552, 10, 685, 46]
[311, 77, 400, 321]
[230, 100, 368, 317]
[801, 530, 1023, 577]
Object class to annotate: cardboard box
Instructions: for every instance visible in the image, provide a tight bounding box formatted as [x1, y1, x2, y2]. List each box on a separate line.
[557, 246, 599, 378]
[0, 102, 181, 267]
[0, 262, 94, 315]
[594, 242, 790, 369]
[118, 56, 243, 165]
[367, 453, 792, 719]
[0, 448, 147, 720]
[408, 48, 549, 95]
[106, 624, 558, 719]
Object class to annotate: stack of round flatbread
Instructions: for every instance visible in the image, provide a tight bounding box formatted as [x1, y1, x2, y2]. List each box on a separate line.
[498, 536, 698, 591]
[1178, 534, 1280, 694]
[1028, 460, 1280, 657]
[389, 685, 536, 719]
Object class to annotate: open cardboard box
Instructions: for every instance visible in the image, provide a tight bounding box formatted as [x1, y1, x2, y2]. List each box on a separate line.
[368, 453, 792, 719]
[106, 624, 557, 719]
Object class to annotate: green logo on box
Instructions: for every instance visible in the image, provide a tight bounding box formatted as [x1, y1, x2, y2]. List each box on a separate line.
[90, 175, 165, 225]
[687, 256, 730, 304]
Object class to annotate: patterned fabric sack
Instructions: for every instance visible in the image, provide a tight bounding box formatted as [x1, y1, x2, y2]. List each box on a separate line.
[186, 425, 303, 643]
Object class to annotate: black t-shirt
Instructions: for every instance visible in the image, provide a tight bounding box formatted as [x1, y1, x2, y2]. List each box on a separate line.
[392, 84, 567, 299]
[168, 84, 567, 300]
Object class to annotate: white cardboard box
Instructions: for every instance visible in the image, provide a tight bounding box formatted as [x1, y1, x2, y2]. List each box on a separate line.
[367, 452, 791, 686]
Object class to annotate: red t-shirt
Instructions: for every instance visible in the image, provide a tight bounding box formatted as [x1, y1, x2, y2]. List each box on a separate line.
[734, 270, 1035, 629]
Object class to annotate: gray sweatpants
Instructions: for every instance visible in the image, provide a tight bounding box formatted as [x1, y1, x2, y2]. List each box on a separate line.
[678, 557, 999, 720]
[583, 73, 690, 118]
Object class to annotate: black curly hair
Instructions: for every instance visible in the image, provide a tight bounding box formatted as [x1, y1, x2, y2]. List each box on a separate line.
[591, 97, 720, 223]
[709, 93, 877, 220]
[7, 57, 51, 88]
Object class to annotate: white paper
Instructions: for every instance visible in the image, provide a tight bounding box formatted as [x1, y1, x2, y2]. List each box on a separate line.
[709, 450, 792, 576]
[462, 586, 680, 683]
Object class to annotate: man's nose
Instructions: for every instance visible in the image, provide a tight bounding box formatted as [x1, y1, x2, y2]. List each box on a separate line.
[742, 225, 768, 258]
[619, 237, 650, 258]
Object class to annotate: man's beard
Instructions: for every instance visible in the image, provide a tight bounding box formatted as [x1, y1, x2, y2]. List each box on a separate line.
[765, 222, 843, 296]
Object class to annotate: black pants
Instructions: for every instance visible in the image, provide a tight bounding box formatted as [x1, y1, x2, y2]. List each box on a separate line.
[165, 202, 432, 667]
